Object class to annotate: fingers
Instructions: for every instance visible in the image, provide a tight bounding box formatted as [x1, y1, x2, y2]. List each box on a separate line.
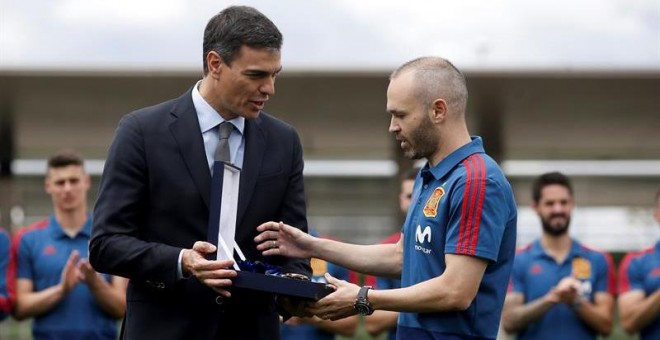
[210, 286, 232, 298]
[200, 274, 236, 297]
[194, 261, 237, 294]
[183, 243, 233, 271]
[254, 230, 281, 245]
[278, 296, 314, 318]
[77, 259, 95, 275]
[192, 241, 217, 254]
[192, 258, 235, 273]
[255, 239, 280, 254]
[310, 305, 354, 321]
[256, 221, 281, 233]
[324, 272, 338, 284]
[63, 251, 81, 277]
[65, 250, 80, 268]
[61, 250, 83, 292]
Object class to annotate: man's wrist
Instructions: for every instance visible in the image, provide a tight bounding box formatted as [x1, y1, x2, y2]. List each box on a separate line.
[308, 236, 322, 258]
[354, 286, 375, 315]
[58, 283, 70, 297]
[572, 295, 587, 310]
[177, 249, 191, 280]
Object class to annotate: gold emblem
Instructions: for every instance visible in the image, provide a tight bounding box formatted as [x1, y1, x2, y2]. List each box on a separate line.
[572, 258, 592, 280]
[423, 187, 445, 218]
[311, 258, 328, 276]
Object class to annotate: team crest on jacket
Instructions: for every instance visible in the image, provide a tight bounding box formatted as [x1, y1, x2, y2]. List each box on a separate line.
[423, 187, 445, 218]
[571, 258, 592, 279]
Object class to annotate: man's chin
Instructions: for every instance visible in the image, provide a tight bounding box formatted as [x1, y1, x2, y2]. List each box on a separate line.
[542, 225, 569, 236]
[242, 109, 261, 119]
[58, 204, 81, 212]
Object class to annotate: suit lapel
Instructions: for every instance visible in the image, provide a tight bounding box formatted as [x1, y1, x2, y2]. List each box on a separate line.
[237, 116, 265, 227]
[169, 90, 212, 208]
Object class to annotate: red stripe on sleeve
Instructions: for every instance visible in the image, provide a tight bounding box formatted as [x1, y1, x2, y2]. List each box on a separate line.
[468, 155, 487, 255]
[617, 248, 651, 294]
[7, 220, 49, 307]
[463, 156, 480, 254]
[603, 252, 617, 296]
[0, 230, 10, 312]
[617, 253, 634, 294]
[458, 158, 473, 253]
[507, 278, 514, 293]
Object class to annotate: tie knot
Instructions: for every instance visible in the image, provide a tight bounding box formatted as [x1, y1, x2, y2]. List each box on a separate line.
[218, 122, 233, 140]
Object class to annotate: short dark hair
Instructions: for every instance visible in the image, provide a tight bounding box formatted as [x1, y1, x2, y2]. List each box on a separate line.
[47, 149, 84, 170]
[532, 172, 573, 203]
[390, 56, 468, 115]
[202, 6, 283, 74]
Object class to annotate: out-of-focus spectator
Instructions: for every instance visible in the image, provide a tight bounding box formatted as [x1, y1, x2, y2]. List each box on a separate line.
[0, 227, 11, 321]
[503, 172, 615, 339]
[617, 190, 660, 340]
[11, 149, 127, 340]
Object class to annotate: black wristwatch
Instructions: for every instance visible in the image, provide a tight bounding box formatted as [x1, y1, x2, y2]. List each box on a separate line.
[354, 286, 374, 315]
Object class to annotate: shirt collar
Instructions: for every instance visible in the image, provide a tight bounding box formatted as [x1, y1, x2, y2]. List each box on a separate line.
[49, 213, 93, 239]
[530, 239, 545, 257]
[531, 238, 583, 261]
[421, 136, 485, 182]
[567, 239, 583, 258]
[191, 80, 245, 135]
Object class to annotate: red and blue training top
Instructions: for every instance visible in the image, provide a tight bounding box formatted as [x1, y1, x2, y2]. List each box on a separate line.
[399, 136, 518, 340]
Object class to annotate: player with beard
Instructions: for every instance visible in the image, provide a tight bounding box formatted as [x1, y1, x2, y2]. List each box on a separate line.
[502, 172, 615, 340]
[255, 57, 518, 340]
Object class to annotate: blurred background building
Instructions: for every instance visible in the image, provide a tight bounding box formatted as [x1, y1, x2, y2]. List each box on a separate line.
[1, 68, 658, 250]
[1, 0, 660, 251]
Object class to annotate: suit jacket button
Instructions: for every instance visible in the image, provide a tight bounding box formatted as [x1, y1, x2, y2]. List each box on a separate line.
[215, 296, 225, 305]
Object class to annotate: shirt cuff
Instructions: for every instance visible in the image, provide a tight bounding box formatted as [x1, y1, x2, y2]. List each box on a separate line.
[177, 249, 191, 280]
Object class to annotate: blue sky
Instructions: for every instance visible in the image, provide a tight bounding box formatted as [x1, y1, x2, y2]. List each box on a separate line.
[1, 0, 658, 71]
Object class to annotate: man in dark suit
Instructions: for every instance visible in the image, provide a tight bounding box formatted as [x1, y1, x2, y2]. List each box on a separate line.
[90, 6, 310, 339]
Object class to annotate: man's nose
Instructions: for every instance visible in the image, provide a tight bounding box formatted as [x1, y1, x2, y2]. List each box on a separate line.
[260, 77, 275, 96]
[388, 117, 399, 133]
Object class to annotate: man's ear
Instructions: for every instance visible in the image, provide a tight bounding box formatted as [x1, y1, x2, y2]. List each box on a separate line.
[531, 201, 539, 214]
[44, 177, 51, 194]
[430, 98, 448, 123]
[206, 51, 224, 79]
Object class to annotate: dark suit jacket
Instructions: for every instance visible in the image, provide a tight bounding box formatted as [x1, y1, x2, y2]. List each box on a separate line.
[90, 88, 310, 339]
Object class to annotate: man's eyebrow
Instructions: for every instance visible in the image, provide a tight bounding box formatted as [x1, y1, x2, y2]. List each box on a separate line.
[244, 66, 283, 75]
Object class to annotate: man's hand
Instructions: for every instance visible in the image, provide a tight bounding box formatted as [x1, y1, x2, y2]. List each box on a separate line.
[60, 250, 82, 295]
[77, 259, 103, 288]
[255, 221, 315, 258]
[309, 273, 360, 321]
[182, 241, 237, 297]
[545, 277, 581, 304]
[278, 296, 314, 318]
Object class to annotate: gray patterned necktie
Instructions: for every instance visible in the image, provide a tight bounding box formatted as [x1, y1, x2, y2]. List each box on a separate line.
[215, 122, 233, 163]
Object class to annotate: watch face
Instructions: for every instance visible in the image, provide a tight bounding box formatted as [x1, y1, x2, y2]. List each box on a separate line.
[354, 301, 373, 315]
